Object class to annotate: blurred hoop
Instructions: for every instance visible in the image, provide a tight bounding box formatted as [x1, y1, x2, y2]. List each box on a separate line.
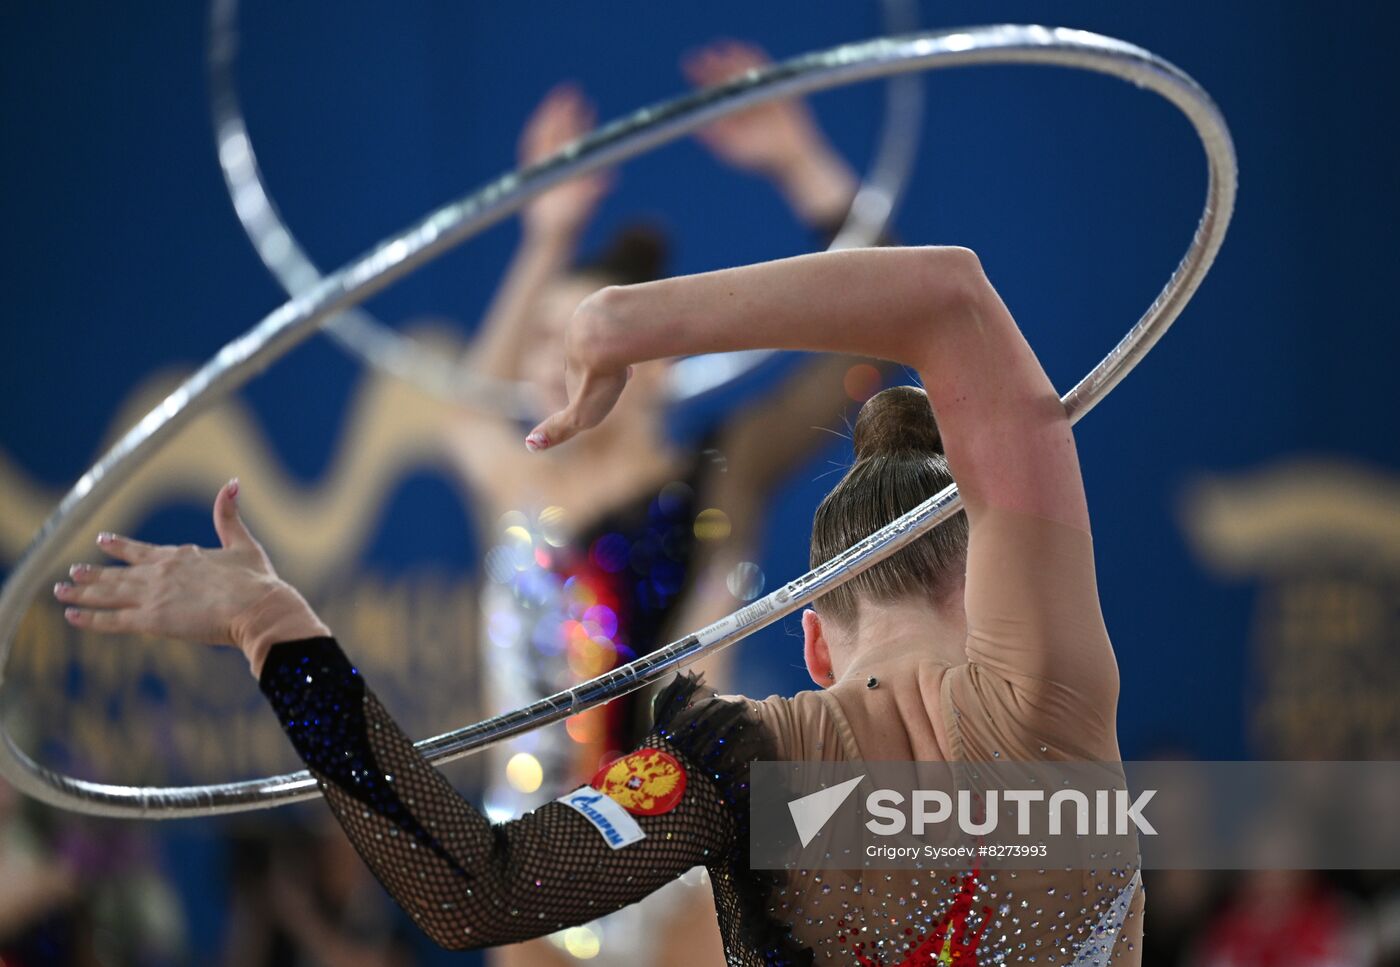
[207, 0, 925, 415]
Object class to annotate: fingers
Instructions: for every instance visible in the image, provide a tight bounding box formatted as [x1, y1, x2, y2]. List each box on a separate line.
[540, 81, 584, 119]
[545, 86, 594, 142]
[526, 368, 632, 452]
[96, 531, 163, 565]
[53, 568, 145, 609]
[571, 95, 597, 139]
[62, 605, 145, 635]
[525, 421, 561, 452]
[67, 562, 103, 584]
[682, 48, 724, 86]
[683, 40, 770, 85]
[213, 478, 260, 552]
[521, 82, 596, 163]
[526, 403, 588, 451]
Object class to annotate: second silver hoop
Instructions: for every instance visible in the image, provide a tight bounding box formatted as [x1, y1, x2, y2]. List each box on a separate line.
[207, 0, 925, 417]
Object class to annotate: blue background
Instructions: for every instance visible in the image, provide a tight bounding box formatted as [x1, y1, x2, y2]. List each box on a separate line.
[3, 1, 1397, 962]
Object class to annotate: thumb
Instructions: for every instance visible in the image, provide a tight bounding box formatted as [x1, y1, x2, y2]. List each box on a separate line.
[525, 366, 633, 453]
[524, 411, 574, 453]
[213, 478, 260, 551]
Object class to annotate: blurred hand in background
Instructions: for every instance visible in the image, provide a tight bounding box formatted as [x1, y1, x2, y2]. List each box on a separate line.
[683, 39, 855, 226]
[518, 83, 614, 243]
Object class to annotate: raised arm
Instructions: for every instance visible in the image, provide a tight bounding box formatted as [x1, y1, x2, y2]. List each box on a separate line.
[528, 246, 1088, 533]
[464, 84, 610, 382]
[529, 248, 1112, 720]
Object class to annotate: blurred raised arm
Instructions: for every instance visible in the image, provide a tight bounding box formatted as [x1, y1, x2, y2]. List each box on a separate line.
[682, 37, 899, 499]
[465, 84, 612, 383]
[683, 40, 858, 229]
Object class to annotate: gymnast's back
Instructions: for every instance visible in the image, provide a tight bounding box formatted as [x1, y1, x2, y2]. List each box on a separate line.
[737, 501, 1145, 961]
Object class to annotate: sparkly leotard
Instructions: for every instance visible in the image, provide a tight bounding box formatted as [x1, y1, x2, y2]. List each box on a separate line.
[474, 462, 717, 961]
[478, 460, 706, 822]
[259, 505, 1144, 964]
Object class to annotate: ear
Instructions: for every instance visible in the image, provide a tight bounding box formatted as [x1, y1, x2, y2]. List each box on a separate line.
[802, 609, 834, 688]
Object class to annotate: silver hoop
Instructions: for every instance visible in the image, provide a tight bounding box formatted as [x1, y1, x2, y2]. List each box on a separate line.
[0, 26, 1236, 817]
[207, 0, 924, 414]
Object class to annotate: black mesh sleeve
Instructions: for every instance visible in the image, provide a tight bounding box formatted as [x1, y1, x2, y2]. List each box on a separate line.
[258, 638, 738, 951]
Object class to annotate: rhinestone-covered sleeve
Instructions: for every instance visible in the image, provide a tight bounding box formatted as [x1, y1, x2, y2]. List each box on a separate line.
[258, 638, 739, 951]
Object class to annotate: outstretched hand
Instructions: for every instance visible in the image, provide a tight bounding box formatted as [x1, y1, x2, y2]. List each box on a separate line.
[682, 40, 824, 179]
[54, 479, 327, 676]
[518, 83, 613, 240]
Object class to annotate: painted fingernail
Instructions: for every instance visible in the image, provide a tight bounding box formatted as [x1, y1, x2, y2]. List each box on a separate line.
[227, 477, 240, 499]
[53, 582, 68, 597]
[69, 563, 88, 578]
[96, 532, 114, 545]
[64, 607, 81, 622]
[525, 432, 548, 452]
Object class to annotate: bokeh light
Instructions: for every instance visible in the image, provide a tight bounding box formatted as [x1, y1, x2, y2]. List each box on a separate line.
[567, 634, 617, 677]
[565, 710, 604, 745]
[538, 505, 569, 547]
[486, 609, 522, 649]
[582, 603, 619, 640]
[563, 576, 599, 618]
[561, 925, 601, 959]
[505, 752, 543, 794]
[694, 507, 732, 541]
[726, 561, 766, 601]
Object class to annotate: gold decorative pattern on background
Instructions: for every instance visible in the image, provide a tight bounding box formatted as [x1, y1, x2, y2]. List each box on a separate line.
[1, 327, 476, 586]
[1180, 460, 1400, 757]
[0, 326, 489, 785]
[1180, 460, 1400, 576]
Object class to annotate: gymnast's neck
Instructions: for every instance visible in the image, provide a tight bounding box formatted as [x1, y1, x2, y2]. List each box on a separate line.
[831, 590, 966, 682]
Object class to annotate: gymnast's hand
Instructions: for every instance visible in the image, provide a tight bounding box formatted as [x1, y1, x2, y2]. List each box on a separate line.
[683, 41, 818, 177]
[524, 291, 633, 451]
[519, 83, 612, 241]
[683, 40, 855, 226]
[53, 479, 329, 677]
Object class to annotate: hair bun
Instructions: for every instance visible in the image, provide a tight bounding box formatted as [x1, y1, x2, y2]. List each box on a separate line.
[852, 385, 943, 459]
[583, 223, 669, 285]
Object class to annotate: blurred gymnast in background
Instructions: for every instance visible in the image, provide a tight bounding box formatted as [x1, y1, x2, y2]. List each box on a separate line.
[443, 40, 886, 967]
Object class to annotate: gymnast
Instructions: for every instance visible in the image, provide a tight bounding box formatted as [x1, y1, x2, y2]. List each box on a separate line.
[55, 240, 1144, 963]
[448, 42, 890, 964]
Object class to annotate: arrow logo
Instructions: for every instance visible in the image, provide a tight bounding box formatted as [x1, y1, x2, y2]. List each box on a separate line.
[788, 775, 864, 847]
